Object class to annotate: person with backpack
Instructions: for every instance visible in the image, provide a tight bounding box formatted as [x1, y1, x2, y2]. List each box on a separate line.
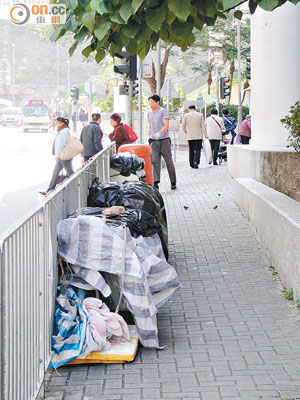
[205, 108, 225, 165]
[222, 108, 237, 144]
[109, 113, 131, 151]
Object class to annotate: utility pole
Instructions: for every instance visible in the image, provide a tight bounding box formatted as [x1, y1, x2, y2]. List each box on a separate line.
[215, 66, 219, 113]
[12, 44, 15, 106]
[237, 19, 243, 133]
[138, 58, 143, 143]
[166, 78, 170, 113]
[157, 39, 161, 97]
[125, 80, 133, 128]
[67, 60, 70, 91]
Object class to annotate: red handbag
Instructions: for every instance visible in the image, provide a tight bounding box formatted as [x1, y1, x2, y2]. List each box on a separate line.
[124, 124, 138, 143]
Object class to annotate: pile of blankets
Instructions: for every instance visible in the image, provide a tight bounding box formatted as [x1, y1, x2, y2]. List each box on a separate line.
[50, 286, 130, 368]
[54, 215, 181, 354]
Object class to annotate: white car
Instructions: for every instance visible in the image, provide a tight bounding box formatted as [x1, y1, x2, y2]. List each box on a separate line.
[2, 107, 22, 127]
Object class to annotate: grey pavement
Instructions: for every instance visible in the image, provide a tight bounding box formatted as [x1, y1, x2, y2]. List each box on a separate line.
[44, 149, 300, 400]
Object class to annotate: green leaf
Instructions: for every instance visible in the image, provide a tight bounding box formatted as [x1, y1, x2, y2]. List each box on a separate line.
[95, 48, 106, 63]
[119, 0, 133, 23]
[138, 43, 150, 60]
[170, 18, 193, 46]
[69, 41, 79, 56]
[136, 27, 152, 51]
[249, 0, 258, 13]
[168, 0, 192, 21]
[120, 32, 131, 46]
[90, 0, 113, 15]
[121, 23, 140, 39]
[94, 20, 112, 41]
[221, 0, 242, 11]
[69, 0, 77, 10]
[234, 10, 243, 19]
[166, 10, 176, 24]
[196, 0, 218, 17]
[74, 27, 89, 42]
[82, 44, 93, 58]
[126, 39, 138, 55]
[109, 41, 122, 56]
[82, 11, 96, 31]
[109, 12, 125, 24]
[65, 16, 78, 32]
[50, 26, 66, 42]
[132, 0, 144, 13]
[258, 0, 279, 11]
[192, 11, 204, 30]
[145, 8, 166, 32]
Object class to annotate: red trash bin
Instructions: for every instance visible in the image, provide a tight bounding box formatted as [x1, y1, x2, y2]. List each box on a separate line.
[118, 144, 154, 186]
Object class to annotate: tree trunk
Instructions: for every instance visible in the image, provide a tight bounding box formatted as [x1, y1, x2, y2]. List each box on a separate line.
[227, 61, 235, 105]
[207, 75, 212, 95]
[241, 80, 250, 104]
[143, 49, 169, 94]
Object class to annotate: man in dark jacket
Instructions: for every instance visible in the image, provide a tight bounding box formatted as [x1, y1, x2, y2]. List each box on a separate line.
[80, 113, 103, 162]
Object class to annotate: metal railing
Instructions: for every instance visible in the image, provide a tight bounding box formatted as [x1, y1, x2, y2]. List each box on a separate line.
[0, 143, 115, 400]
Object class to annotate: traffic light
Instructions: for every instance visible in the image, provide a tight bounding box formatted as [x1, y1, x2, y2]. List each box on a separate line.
[113, 50, 137, 81]
[70, 86, 79, 101]
[220, 77, 230, 99]
[132, 81, 139, 97]
[246, 57, 251, 80]
[119, 84, 129, 95]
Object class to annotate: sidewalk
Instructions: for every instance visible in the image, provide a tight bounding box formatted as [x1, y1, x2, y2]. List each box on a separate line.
[45, 149, 300, 400]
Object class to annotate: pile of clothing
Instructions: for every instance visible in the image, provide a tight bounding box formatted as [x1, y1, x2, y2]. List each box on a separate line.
[50, 286, 130, 368]
[51, 179, 181, 366]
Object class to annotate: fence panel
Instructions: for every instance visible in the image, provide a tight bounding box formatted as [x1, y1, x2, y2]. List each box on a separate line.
[0, 143, 115, 399]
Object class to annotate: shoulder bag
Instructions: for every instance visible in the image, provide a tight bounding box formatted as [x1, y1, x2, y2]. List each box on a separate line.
[60, 134, 84, 161]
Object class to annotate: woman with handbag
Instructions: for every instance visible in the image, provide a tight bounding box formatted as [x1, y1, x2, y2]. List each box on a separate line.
[109, 113, 130, 151]
[39, 117, 75, 195]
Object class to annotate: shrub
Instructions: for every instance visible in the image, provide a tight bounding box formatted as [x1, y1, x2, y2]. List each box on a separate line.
[280, 101, 300, 155]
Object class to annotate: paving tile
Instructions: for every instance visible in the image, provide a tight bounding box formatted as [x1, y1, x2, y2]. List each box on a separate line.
[44, 151, 300, 399]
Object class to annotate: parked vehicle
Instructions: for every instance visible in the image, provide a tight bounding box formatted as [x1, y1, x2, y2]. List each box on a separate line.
[2, 107, 22, 127]
[23, 99, 50, 132]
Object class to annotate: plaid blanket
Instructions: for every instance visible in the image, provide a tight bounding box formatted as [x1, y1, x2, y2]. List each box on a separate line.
[57, 215, 181, 348]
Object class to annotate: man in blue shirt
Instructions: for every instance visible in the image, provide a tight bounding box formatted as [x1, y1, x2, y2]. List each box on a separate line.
[148, 95, 176, 190]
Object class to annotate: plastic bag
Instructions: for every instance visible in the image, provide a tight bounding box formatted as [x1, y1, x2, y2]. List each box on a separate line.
[71, 207, 162, 238]
[87, 180, 168, 259]
[110, 152, 145, 177]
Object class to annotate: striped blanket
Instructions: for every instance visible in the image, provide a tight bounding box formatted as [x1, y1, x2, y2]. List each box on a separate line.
[57, 215, 181, 348]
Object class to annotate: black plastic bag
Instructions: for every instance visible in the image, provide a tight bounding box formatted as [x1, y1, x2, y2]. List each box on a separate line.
[87, 180, 168, 259]
[71, 207, 162, 238]
[110, 152, 145, 176]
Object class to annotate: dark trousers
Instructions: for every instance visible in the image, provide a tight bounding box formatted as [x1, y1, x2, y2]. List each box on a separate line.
[150, 138, 176, 184]
[47, 159, 74, 192]
[188, 139, 202, 168]
[241, 136, 250, 144]
[209, 139, 221, 164]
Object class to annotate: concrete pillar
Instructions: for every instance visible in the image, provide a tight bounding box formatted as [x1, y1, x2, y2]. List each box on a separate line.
[250, 3, 300, 147]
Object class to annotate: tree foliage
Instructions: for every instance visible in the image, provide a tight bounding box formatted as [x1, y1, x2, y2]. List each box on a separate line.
[50, 0, 299, 62]
[281, 101, 300, 155]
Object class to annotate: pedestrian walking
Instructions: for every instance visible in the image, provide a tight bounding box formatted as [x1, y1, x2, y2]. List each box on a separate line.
[221, 108, 237, 144]
[148, 95, 177, 190]
[205, 108, 225, 165]
[109, 113, 130, 151]
[182, 105, 208, 169]
[80, 113, 103, 162]
[239, 115, 251, 144]
[39, 117, 74, 195]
